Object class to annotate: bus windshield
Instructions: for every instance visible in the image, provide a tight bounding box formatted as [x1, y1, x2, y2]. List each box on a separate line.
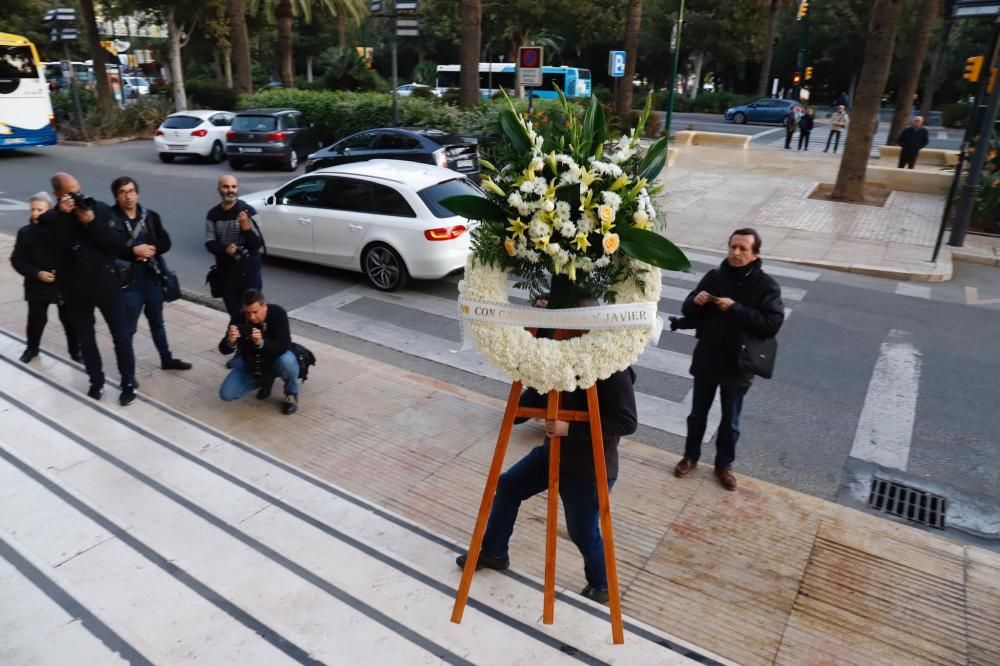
[0, 34, 57, 150]
[0, 46, 38, 78]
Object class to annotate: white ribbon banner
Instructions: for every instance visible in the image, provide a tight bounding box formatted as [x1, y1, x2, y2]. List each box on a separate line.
[456, 298, 663, 350]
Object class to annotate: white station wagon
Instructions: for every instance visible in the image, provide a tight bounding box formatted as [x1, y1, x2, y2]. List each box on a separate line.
[242, 160, 482, 291]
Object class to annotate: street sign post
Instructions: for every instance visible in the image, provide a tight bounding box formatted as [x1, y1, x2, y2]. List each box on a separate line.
[518, 46, 543, 87]
[608, 51, 626, 77]
[44, 7, 85, 130]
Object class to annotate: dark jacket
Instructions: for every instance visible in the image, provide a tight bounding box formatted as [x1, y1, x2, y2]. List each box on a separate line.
[898, 126, 929, 154]
[798, 114, 815, 132]
[11, 219, 62, 303]
[42, 201, 129, 305]
[111, 204, 172, 288]
[218, 304, 292, 364]
[205, 200, 262, 289]
[518, 368, 638, 481]
[682, 259, 784, 386]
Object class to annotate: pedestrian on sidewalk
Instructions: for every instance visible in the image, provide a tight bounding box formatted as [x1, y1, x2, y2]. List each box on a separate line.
[218, 289, 300, 415]
[824, 105, 849, 153]
[896, 116, 929, 169]
[10, 191, 80, 364]
[456, 355, 637, 604]
[110, 177, 192, 372]
[673, 229, 784, 492]
[783, 108, 799, 150]
[798, 108, 815, 151]
[44, 172, 138, 405]
[205, 175, 263, 321]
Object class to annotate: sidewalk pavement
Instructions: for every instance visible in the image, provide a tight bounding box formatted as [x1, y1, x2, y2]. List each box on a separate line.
[656, 142, 1000, 281]
[2, 235, 998, 665]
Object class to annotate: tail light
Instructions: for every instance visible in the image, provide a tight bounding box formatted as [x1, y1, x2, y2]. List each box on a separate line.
[226, 130, 236, 140]
[266, 131, 287, 141]
[154, 129, 165, 136]
[424, 225, 467, 241]
[433, 148, 448, 168]
[191, 128, 208, 137]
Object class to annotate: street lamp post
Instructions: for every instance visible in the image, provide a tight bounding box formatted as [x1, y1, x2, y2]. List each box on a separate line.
[664, 0, 685, 141]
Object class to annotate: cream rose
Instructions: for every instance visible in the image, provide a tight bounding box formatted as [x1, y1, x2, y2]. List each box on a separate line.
[598, 204, 615, 224]
[504, 237, 517, 257]
[603, 233, 620, 254]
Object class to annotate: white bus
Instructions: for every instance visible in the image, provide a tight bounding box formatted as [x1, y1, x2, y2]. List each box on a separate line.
[0, 32, 57, 150]
[434, 63, 592, 100]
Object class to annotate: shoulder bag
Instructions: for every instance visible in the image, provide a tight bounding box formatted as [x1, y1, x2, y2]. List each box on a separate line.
[717, 268, 778, 379]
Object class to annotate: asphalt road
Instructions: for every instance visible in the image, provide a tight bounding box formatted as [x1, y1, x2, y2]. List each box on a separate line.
[2, 141, 998, 548]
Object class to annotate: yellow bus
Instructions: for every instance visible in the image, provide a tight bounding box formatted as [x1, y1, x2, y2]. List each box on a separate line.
[0, 32, 57, 150]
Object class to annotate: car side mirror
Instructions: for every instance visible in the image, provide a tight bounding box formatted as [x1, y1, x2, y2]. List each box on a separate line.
[342, 146, 351, 153]
[265, 195, 276, 206]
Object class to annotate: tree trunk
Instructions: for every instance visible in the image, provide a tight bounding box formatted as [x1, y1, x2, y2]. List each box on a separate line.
[78, 0, 113, 112]
[338, 13, 347, 48]
[458, 0, 482, 108]
[757, 0, 781, 98]
[920, 6, 953, 118]
[228, 0, 253, 95]
[832, 0, 905, 202]
[223, 46, 233, 88]
[688, 51, 705, 99]
[167, 9, 188, 111]
[887, 0, 941, 144]
[277, 0, 295, 88]
[615, 0, 643, 119]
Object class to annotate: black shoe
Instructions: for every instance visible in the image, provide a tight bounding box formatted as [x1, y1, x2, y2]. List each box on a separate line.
[19, 349, 38, 363]
[282, 393, 298, 415]
[119, 387, 136, 406]
[162, 358, 192, 370]
[256, 382, 273, 400]
[580, 585, 610, 604]
[87, 384, 103, 401]
[455, 551, 509, 571]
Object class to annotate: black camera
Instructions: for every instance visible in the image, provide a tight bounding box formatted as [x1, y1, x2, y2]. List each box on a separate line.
[68, 192, 96, 211]
[232, 245, 252, 262]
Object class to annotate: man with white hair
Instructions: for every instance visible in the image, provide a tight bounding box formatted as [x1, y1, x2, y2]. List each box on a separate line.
[896, 116, 929, 169]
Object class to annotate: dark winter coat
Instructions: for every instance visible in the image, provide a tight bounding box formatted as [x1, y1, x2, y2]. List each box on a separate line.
[41, 201, 129, 305]
[898, 126, 929, 155]
[798, 115, 815, 132]
[11, 219, 61, 303]
[111, 204, 173, 289]
[682, 259, 785, 386]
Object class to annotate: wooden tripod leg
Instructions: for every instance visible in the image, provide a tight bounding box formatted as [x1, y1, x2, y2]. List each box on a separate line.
[586, 385, 625, 644]
[451, 381, 523, 624]
[543, 389, 561, 624]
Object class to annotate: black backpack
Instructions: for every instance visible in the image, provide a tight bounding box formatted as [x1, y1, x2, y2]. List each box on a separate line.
[290, 342, 316, 381]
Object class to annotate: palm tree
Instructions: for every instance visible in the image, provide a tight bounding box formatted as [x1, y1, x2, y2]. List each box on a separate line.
[919, 0, 954, 118]
[228, 0, 253, 94]
[887, 0, 941, 144]
[459, 0, 481, 108]
[78, 0, 114, 112]
[615, 0, 643, 119]
[756, 0, 793, 98]
[831, 0, 905, 202]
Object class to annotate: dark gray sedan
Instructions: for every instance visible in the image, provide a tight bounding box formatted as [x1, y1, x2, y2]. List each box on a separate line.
[305, 128, 480, 178]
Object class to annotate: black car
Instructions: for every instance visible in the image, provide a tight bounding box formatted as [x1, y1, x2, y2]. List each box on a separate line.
[305, 128, 481, 178]
[226, 108, 319, 171]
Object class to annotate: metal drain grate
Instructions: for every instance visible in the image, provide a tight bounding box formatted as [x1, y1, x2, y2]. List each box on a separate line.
[868, 478, 947, 529]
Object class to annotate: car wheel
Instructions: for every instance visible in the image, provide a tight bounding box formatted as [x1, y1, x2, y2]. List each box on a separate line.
[733, 112, 747, 124]
[208, 141, 224, 164]
[282, 149, 299, 171]
[363, 243, 409, 292]
[229, 158, 245, 170]
[158, 153, 175, 163]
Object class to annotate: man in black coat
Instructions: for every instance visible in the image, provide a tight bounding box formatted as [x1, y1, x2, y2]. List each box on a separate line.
[10, 192, 79, 363]
[205, 175, 263, 320]
[110, 176, 191, 372]
[897, 116, 929, 169]
[674, 228, 784, 491]
[43, 172, 138, 405]
[455, 365, 638, 604]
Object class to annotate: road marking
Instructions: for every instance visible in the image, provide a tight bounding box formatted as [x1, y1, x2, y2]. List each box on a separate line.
[850, 330, 921, 470]
[895, 283, 931, 299]
[0, 197, 29, 211]
[936, 131, 948, 140]
[751, 127, 787, 140]
[964, 286, 1000, 306]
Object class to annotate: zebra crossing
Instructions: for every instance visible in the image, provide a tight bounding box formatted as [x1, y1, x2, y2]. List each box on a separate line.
[289, 253, 821, 441]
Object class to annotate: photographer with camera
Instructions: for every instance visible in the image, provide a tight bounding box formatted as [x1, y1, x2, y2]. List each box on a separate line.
[42, 172, 138, 405]
[110, 176, 191, 373]
[218, 289, 299, 415]
[205, 175, 263, 321]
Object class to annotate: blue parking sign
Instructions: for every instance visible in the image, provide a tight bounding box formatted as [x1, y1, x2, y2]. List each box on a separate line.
[609, 51, 627, 77]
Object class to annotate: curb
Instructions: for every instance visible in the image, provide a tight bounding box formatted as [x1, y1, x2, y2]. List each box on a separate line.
[58, 135, 151, 147]
[952, 249, 1000, 267]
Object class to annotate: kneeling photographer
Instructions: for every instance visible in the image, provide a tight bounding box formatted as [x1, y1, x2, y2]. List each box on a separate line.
[218, 288, 300, 415]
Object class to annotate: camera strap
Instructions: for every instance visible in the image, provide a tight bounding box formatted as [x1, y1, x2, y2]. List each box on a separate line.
[121, 207, 148, 247]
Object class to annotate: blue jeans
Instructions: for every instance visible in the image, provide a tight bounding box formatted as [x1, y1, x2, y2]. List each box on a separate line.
[219, 352, 300, 401]
[481, 445, 616, 590]
[684, 376, 749, 469]
[124, 279, 173, 362]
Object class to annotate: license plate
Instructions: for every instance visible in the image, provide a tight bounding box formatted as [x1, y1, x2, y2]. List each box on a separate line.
[168, 144, 185, 150]
[456, 159, 473, 169]
[241, 147, 263, 153]
[4, 137, 26, 145]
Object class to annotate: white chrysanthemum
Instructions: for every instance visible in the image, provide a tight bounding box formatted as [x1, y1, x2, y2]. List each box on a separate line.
[545, 242, 561, 256]
[558, 220, 577, 238]
[528, 219, 549, 239]
[524, 249, 541, 263]
[601, 190, 622, 211]
[555, 201, 571, 218]
[594, 255, 611, 268]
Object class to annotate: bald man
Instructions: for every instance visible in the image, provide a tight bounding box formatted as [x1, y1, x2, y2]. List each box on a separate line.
[43, 172, 138, 404]
[205, 175, 263, 320]
[897, 116, 929, 169]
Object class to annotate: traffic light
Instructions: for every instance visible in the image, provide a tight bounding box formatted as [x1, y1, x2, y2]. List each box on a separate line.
[804, 66, 814, 80]
[990, 67, 999, 94]
[963, 55, 984, 83]
[792, 71, 802, 86]
[797, 1, 809, 19]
